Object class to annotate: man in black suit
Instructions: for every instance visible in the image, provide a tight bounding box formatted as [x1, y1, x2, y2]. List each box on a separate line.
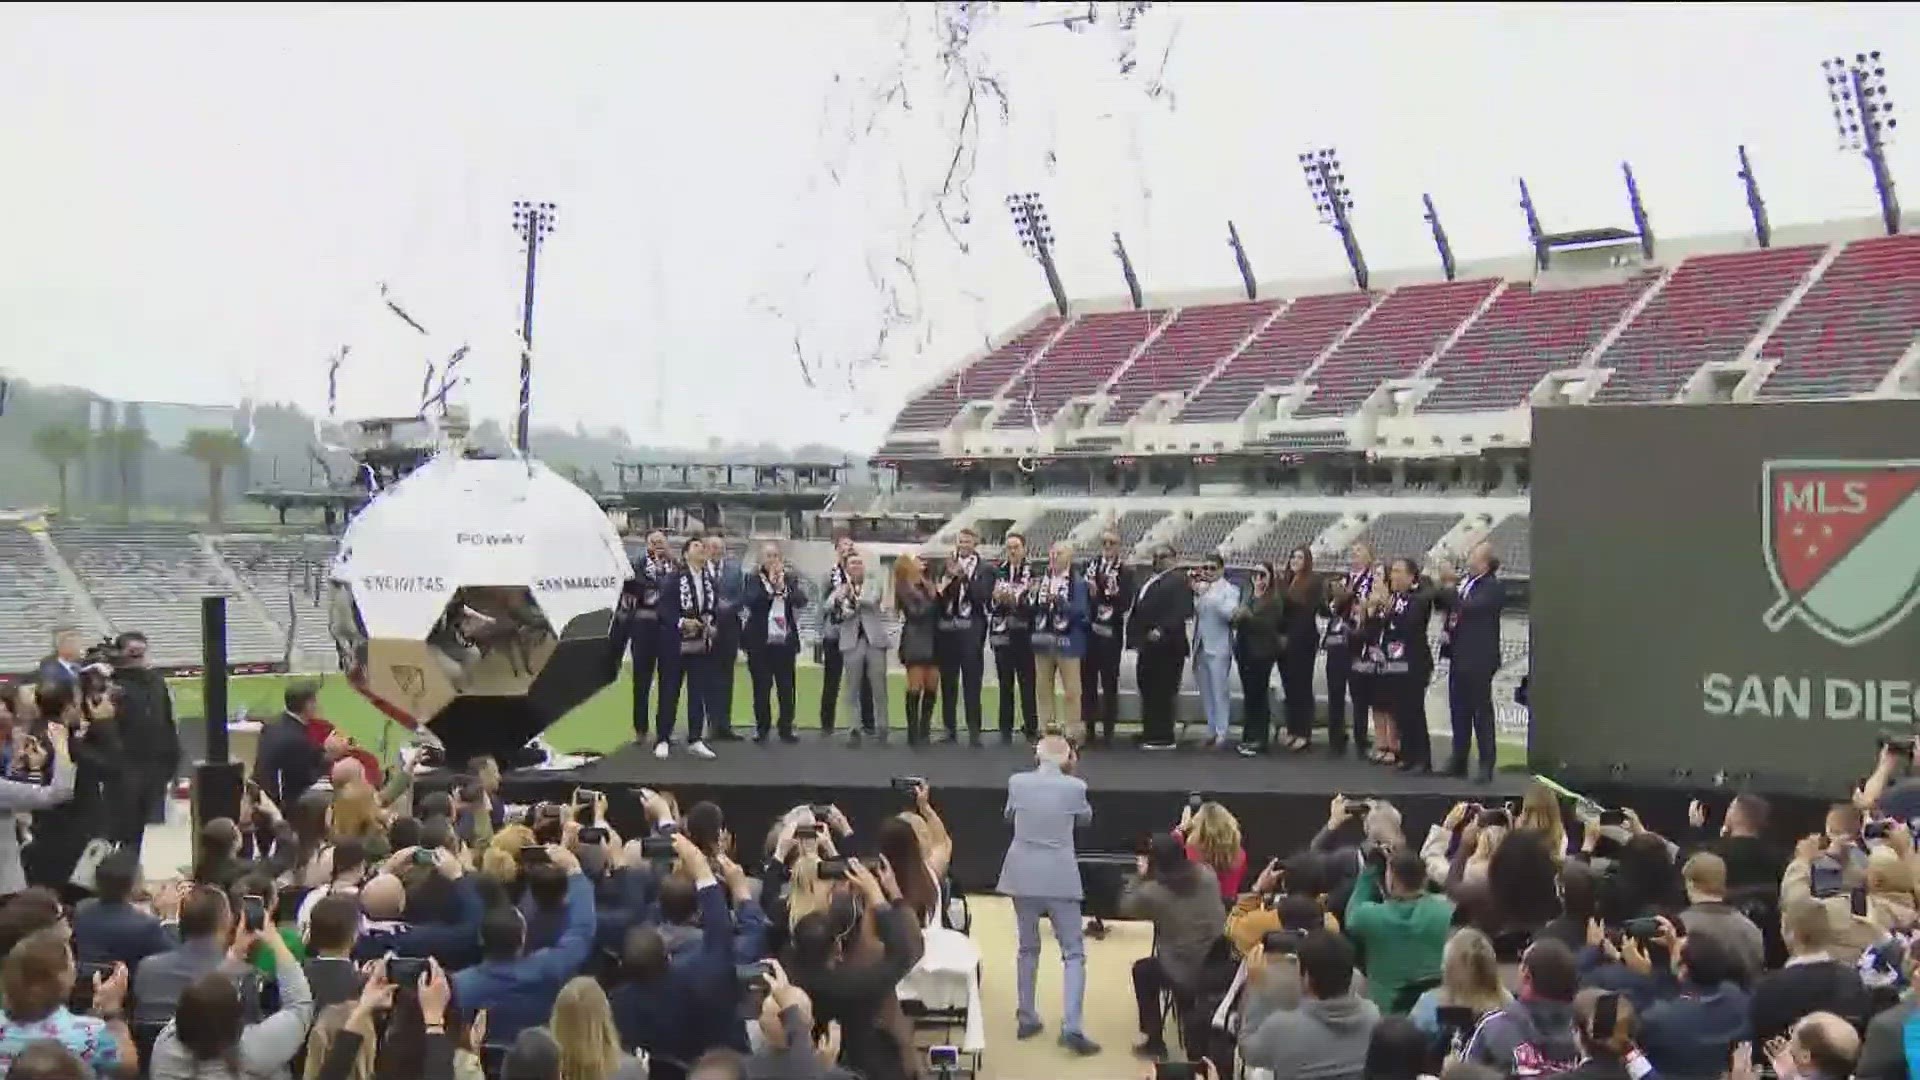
[72, 849, 176, 971]
[1128, 544, 1194, 750]
[253, 681, 329, 809]
[1436, 541, 1506, 783]
[936, 527, 995, 745]
[1080, 529, 1135, 747]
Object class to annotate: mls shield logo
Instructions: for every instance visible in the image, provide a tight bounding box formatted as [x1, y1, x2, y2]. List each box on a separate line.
[1761, 459, 1920, 646]
[390, 663, 426, 700]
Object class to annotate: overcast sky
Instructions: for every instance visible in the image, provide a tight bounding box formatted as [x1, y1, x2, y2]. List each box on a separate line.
[2, 3, 1916, 451]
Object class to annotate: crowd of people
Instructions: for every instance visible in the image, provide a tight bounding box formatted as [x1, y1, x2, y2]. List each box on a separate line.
[607, 525, 1509, 780]
[1092, 740, 1920, 1080]
[0, 690, 981, 1080]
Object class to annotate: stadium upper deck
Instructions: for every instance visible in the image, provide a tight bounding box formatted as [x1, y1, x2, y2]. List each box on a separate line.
[877, 215, 1920, 463]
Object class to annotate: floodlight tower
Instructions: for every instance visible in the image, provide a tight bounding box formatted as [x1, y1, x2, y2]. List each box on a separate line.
[1622, 162, 1655, 260]
[1738, 145, 1772, 249]
[1825, 52, 1902, 236]
[510, 200, 557, 454]
[1300, 148, 1367, 290]
[1008, 193, 1070, 318]
[1518, 178, 1548, 271]
[1422, 194, 1457, 281]
[1112, 232, 1144, 309]
[1226, 221, 1257, 299]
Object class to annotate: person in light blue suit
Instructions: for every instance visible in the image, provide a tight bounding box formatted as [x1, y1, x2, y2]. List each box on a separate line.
[995, 735, 1101, 1056]
[1191, 553, 1242, 748]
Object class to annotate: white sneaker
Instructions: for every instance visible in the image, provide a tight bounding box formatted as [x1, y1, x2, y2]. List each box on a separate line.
[688, 741, 717, 760]
[653, 742, 670, 760]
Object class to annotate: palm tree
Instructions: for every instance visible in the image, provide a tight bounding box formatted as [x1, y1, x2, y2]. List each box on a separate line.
[94, 427, 153, 521]
[30, 424, 90, 516]
[181, 428, 248, 528]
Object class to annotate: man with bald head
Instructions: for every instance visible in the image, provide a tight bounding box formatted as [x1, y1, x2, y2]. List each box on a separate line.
[350, 845, 485, 965]
[996, 735, 1099, 1055]
[1774, 1012, 1860, 1080]
[1435, 539, 1506, 784]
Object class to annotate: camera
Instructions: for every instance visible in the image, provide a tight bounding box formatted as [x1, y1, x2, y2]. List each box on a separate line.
[1622, 916, 1664, 941]
[1880, 735, 1917, 760]
[411, 848, 437, 867]
[1597, 808, 1628, 827]
[810, 804, 834, 821]
[891, 777, 925, 795]
[518, 845, 550, 866]
[928, 1046, 961, 1071]
[794, 823, 819, 841]
[579, 827, 608, 845]
[240, 895, 267, 933]
[1477, 808, 1513, 829]
[387, 957, 428, 987]
[1865, 819, 1893, 841]
[735, 961, 771, 986]
[819, 859, 851, 881]
[572, 789, 599, 825]
[1155, 1063, 1200, 1080]
[1261, 929, 1306, 956]
[640, 836, 676, 863]
[1187, 791, 1204, 810]
[82, 637, 126, 670]
[70, 961, 115, 1013]
[1345, 800, 1372, 817]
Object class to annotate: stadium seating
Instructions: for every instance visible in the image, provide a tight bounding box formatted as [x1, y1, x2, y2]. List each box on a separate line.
[1592, 246, 1825, 404]
[1349, 512, 1463, 561]
[1227, 511, 1343, 566]
[1482, 514, 1532, 578]
[1295, 279, 1502, 418]
[1112, 508, 1171, 553]
[890, 317, 1062, 431]
[1177, 292, 1375, 421]
[1757, 234, 1920, 400]
[1419, 274, 1657, 412]
[1167, 510, 1249, 558]
[1101, 301, 1277, 424]
[214, 535, 337, 660]
[0, 527, 93, 670]
[1015, 508, 1093, 556]
[996, 310, 1166, 429]
[51, 523, 282, 666]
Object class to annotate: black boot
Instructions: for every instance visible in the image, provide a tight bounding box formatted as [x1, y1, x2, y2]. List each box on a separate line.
[903, 692, 922, 746]
[921, 691, 938, 745]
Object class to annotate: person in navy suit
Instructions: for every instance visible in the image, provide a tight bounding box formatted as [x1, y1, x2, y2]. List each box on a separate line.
[71, 849, 176, 971]
[742, 542, 808, 744]
[655, 537, 724, 760]
[706, 525, 748, 743]
[1435, 541, 1507, 783]
[35, 628, 86, 689]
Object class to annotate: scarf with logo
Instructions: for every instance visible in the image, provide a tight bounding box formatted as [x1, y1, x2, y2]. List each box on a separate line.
[944, 554, 979, 620]
[990, 559, 1033, 636]
[678, 562, 717, 651]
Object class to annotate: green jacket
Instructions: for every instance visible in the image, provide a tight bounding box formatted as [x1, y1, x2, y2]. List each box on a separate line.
[1343, 862, 1453, 1013]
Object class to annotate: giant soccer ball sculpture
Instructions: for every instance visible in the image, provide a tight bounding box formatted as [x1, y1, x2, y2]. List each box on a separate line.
[329, 453, 632, 765]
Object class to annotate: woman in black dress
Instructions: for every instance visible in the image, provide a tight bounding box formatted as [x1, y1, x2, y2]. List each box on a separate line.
[894, 552, 941, 746]
[1231, 561, 1285, 756]
[1365, 556, 1435, 774]
[1277, 545, 1324, 753]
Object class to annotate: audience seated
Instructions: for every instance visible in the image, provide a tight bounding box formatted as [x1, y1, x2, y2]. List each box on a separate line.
[1462, 939, 1580, 1077]
[72, 851, 177, 973]
[0, 928, 137, 1078]
[1750, 896, 1870, 1044]
[149, 917, 312, 1080]
[133, 886, 251, 1025]
[1121, 834, 1227, 1057]
[1678, 852, 1766, 980]
[1636, 928, 1753, 1079]
[1241, 930, 1380, 1080]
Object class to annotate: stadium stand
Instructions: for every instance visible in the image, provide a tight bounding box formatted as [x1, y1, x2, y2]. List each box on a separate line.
[1227, 511, 1343, 565]
[890, 317, 1063, 431]
[1112, 507, 1171, 553]
[1294, 278, 1502, 417]
[1015, 507, 1093, 555]
[1418, 273, 1657, 412]
[0, 527, 93, 670]
[1101, 301, 1277, 423]
[1167, 510, 1249, 557]
[1349, 511, 1464, 561]
[1756, 234, 1920, 400]
[1592, 245, 1826, 404]
[996, 309, 1167, 429]
[1177, 292, 1375, 421]
[1482, 513, 1532, 578]
[51, 523, 281, 666]
[214, 535, 337, 659]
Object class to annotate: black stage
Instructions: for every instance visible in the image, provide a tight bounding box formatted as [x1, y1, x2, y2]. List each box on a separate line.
[493, 740, 1530, 892]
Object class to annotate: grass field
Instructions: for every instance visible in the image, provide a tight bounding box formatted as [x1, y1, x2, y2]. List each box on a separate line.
[167, 667, 1528, 768]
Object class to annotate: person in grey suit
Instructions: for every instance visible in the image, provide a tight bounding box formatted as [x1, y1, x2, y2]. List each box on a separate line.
[0, 720, 77, 895]
[995, 734, 1101, 1055]
[827, 551, 890, 744]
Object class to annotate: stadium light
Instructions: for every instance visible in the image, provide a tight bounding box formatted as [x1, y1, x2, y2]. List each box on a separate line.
[1226, 221, 1257, 300]
[1111, 231, 1144, 310]
[1298, 147, 1368, 290]
[1823, 51, 1901, 236]
[1738, 145, 1772, 250]
[510, 200, 558, 454]
[1006, 192, 1070, 317]
[1422, 194, 1456, 281]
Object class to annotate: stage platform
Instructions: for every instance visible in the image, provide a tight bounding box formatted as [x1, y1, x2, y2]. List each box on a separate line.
[493, 739, 1530, 891]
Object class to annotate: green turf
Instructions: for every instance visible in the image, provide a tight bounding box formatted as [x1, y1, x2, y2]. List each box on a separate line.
[167, 669, 1528, 768]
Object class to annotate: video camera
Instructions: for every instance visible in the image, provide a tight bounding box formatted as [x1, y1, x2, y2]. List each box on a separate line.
[81, 637, 126, 671]
[1261, 929, 1307, 956]
[1880, 734, 1917, 761]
